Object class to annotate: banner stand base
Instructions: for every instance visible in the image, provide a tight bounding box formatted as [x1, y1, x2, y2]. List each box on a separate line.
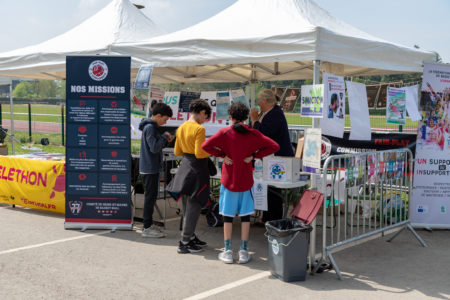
[64, 222, 133, 231]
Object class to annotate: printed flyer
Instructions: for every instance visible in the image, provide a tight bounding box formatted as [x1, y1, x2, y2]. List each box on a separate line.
[302, 128, 322, 174]
[300, 84, 323, 117]
[386, 87, 406, 125]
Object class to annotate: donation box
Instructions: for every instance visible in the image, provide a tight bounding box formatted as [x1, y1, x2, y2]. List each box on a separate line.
[263, 156, 301, 182]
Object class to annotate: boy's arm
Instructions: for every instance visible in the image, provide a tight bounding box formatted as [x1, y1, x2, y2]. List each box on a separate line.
[252, 131, 280, 159]
[194, 127, 210, 159]
[145, 125, 168, 154]
[202, 131, 226, 157]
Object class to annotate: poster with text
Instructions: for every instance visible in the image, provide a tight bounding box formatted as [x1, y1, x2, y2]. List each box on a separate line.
[386, 87, 406, 125]
[163, 91, 180, 117]
[302, 128, 322, 174]
[65, 56, 132, 230]
[411, 63, 450, 228]
[253, 179, 268, 211]
[320, 72, 345, 138]
[300, 84, 323, 117]
[164, 91, 230, 135]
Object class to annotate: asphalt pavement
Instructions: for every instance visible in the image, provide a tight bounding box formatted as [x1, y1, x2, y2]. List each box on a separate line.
[1, 203, 449, 300]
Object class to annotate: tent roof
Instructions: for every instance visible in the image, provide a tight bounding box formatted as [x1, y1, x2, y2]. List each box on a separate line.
[112, 0, 437, 84]
[0, 0, 164, 80]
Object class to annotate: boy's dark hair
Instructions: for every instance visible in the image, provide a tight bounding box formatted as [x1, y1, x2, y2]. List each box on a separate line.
[150, 99, 158, 108]
[152, 102, 173, 117]
[189, 99, 211, 119]
[228, 102, 249, 122]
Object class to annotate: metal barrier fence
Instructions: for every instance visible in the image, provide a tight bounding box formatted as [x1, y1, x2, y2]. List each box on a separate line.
[314, 148, 427, 280]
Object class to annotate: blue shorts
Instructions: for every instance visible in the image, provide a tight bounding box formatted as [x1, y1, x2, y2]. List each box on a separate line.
[219, 185, 254, 217]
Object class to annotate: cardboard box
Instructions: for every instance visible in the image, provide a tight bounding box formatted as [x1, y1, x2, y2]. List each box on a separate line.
[263, 156, 301, 182]
[0, 144, 7, 156]
[295, 136, 304, 159]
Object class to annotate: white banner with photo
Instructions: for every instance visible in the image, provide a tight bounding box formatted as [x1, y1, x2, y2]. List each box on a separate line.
[320, 72, 345, 138]
[346, 81, 371, 141]
[411, 63, 450, 228]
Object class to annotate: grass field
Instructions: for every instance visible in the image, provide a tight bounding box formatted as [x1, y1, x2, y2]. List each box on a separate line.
[1, 104, 64, 122]
[1, 130, 141, 155]
[1, 103, 417, 155]
[285, 113, 418, 131]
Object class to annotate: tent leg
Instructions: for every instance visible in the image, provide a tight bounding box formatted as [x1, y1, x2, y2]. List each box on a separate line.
[9, 83, 15, 155]
[251, 83, 256, 108]
[309, 59, 321, 268]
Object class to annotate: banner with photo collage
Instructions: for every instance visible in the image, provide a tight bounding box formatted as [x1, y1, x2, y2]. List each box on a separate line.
[411, 63, 450, 228]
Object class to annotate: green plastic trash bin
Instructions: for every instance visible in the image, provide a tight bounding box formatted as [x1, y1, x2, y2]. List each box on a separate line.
[265, 219, 312, 282]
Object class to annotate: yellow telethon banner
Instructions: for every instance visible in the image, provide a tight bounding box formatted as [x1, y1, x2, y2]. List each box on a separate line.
[0, 156, 65, 213]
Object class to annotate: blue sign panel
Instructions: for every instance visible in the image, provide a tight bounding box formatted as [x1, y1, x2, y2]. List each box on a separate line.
[65, 56, 131, 229]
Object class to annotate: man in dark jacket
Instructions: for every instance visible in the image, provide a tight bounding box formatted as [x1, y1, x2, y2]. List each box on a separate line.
[250, 89, 294, 222]
[139, 103, 173, 238]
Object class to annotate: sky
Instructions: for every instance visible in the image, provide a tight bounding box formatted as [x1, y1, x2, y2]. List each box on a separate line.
[0, 0, 448, 63]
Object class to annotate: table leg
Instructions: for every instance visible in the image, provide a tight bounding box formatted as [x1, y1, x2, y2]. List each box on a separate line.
[283, 189, 289, 218]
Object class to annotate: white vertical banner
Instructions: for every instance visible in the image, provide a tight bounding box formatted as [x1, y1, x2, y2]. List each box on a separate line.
[404, 84, 421, 121]
[411, 63, 450, 228]
[346, 81, 371, 141]
[320, 72, 345, 138]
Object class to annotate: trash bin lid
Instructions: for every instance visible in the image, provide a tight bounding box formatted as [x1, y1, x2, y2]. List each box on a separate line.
[289, 190, 324, 225]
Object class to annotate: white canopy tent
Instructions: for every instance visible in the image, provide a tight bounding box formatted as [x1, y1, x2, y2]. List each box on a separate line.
[0, 0, 164, 80]
[110, 0, 436, 261]
[111, 0, 437, 84]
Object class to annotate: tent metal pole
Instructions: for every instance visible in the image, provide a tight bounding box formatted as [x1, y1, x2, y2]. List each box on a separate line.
[9, 82, 15, 155]
[245, 85, 250, 104]
[251, 83, 256, 108]
[309, 59, 321, 269]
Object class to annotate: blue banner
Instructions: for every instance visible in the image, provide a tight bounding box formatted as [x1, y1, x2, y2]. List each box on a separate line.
[65, 56, 132, 229]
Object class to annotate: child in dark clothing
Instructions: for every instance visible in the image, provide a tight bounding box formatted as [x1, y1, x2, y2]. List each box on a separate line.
[139, 103, 174, 238]
[202, 102, 279, 264]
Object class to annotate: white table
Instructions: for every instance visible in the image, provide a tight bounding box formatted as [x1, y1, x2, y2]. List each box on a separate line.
[265, 180, 310, 218]
[211, 173, 310, 218]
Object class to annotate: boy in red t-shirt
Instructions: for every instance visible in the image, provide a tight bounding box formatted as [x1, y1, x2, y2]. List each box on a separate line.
[202, 102, 279, 264]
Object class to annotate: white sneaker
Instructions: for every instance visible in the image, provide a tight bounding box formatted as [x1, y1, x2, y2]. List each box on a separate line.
[238, 250, 251, 264]
[218, 250, 234, 264]
[142, 225, 166, 238]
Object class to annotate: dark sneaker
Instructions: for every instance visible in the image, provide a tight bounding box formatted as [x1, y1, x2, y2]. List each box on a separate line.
[177, 240, 204, 254]
[191, 234, 207, 246]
